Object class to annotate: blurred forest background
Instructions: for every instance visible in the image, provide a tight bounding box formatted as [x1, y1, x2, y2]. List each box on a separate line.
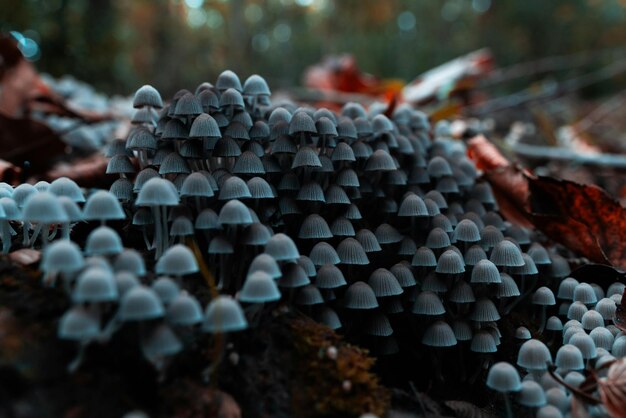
[2, 0, 626, 97]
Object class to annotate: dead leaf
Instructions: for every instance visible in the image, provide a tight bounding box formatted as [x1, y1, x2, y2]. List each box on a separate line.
[0, 113, 66, 172]
[466, 134, 626, 269]
[482, 165, 533, 229]
[598, 358, 626, 418]
[527, 175, 626, 267]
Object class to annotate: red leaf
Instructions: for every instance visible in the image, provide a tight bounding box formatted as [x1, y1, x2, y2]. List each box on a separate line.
[527, 176, 626, 267]
[467, 134, 626, 269]
[304, 55, 381, 94]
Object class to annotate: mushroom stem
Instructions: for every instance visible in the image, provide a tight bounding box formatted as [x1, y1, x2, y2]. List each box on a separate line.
[28, 223, 43, 248]
[61, 222, 71, 240]
[152, 206, 164, 259]
[41, 224, 50, 248]
[0, 220, 11, 253]
[22, 222, 30, 247]
[538, 306, 547, 333]
[502, 393, 514, 418]
[68, 341, 89, 373]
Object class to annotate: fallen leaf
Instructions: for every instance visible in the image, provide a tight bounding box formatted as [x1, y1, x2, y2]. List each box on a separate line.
[0, 113, 66, 172]
[598, 358, 626, 418]
[482, 165, 533, 229]
[466, 134, 626, 269]
[527, 175, 626, 267]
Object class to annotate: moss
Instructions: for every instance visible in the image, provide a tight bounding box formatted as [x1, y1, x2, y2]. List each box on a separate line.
[289, 318, 390, 418]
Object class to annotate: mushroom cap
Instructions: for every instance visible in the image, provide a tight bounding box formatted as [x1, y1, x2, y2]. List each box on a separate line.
[115, 272, 140, 296]
[368, 268, 403, 297]
[58, 307, 100, 340]
[355, 229, 382, 253]
[41, 240, 85, 274]
[471, 259, 501, 284]
[295, 285, 324, 306]
[85, 226, 123, 256]
[337, 238, 369, 265]
[156, 244, 199, 276]
[83, 190, 126, 222]
[452, 219, 480, 243]
[277, 262, 310, 288]
[133, 85, 163, 109]
[218, 199, 253, 226]
[73, 267, 118, 303]
[136, 178, 179, 207]
[533, 286, 556, 306]
[470, 330, 497, 353]
[239, 271, 281, 303]
[216, 70, 243, 92]
[316, 307, 342, 330]
[151, 276, 179, 304]
[344, 281, 378, 310]
[422, 320, 457, 347]
[490, 240, 525, 267]
[555, 344, 584, 371]
[517, 380, 547, 408]
[265, 233, 299, 262]
[202, 296, 248, 333]
[167, 292, 203, 326]
[486, 362, 522, 393]
[22, 191, 68, 223]
[412, 291, 445, 315]
[49, 177, 85, 203]
[248, 253, 282, 279]
[517, 339, 552, 371]
[243, 74, 271, 96]
[119, 286, 165, 321]
[315, 265, 346, 289]
[299, 214, 332, 240]
[436, 250, 465, 275]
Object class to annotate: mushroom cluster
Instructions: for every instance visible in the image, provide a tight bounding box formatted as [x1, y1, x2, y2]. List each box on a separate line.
[3, 69, 612, 415]
[487, 279, 624, 417]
